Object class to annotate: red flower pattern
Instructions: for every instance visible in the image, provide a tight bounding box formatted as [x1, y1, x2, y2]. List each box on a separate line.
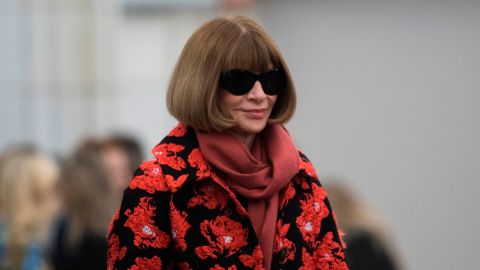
[107, 234, 127, 270]
[178, 262, 192, 270]
[108, 209, 120, 236]
[274, 220, 296, 264]
[152, 143, 186, 170]
[296, 184, 329, 245]
[209, 265, 237, 270]
[188, 182, 230, 210]
[170, 200, 190, 251]
[299, 232, 348, 270]
[188, 148, 214, 179]
[238, 245, 265, 270]
[129, 161, 167, 193]
[124, 197, 171, 249]
[168, 123, 188, 137]
[188, 148, 246, 216]
[295, 175, 311, 190]
[128, 256, 162, 270]
[165, 173, 189, 192]
[279, 182, 296, 210]
[195, 216, 248, 259]
[299, 155, 319, 179]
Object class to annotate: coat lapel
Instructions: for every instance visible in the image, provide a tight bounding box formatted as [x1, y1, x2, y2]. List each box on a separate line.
[151, 124, 248, 215]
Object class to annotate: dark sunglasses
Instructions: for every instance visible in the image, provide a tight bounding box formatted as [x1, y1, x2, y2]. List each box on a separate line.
[219, 68, 286, 96]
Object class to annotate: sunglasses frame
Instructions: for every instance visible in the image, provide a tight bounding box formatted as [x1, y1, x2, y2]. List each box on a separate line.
[219, 68, 286, 96]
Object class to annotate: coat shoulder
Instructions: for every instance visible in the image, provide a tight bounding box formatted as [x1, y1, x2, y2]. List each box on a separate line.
[297, 150, 320, 180]
[126, 159, 170, 194]
[146, 123, 207, 193]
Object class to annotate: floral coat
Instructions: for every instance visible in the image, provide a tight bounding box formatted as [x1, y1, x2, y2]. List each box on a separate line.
[107, 124, 349, 270]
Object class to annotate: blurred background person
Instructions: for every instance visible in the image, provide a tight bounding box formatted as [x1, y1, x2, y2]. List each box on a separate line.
[50, 139, 115, 270]
[0, 148, 60, 270]
[323, 177, 402, 270]
[101, 134, 144, 206]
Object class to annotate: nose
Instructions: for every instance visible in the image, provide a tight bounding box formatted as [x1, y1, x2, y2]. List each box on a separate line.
[246, 81, 267, 100]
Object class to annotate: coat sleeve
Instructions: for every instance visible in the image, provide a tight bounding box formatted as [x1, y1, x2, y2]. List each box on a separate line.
[106, 160, 173, 269]
[317, 188, 349, 268]
[299, 152, 350, 269]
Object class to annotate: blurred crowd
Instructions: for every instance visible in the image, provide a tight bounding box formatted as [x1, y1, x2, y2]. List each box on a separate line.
[0, 135, 143, 270]
[0, 135, 402, 270]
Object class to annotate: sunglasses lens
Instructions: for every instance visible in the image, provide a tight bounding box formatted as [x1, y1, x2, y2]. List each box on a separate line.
[220, 70, 255, 95]
[261, 69, 286, 95]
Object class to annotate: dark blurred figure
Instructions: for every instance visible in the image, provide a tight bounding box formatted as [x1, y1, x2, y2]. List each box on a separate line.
[0, 147, 60, 270]
[323, 178, 402, 270]
[51, 139, 115, 270]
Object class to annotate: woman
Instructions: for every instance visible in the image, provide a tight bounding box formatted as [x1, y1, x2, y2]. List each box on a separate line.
[0, 149, 59, 270]
[108, 16, 348, 270]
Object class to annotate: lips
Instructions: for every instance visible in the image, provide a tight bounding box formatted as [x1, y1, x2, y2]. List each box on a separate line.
[245, 109, 267, 113]
[243, 109, 267, 119]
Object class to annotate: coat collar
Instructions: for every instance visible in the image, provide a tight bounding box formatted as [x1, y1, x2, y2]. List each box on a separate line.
[151, 123, 316, 193]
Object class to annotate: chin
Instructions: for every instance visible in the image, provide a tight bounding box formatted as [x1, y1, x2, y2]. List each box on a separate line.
[236, 121, 268, 135]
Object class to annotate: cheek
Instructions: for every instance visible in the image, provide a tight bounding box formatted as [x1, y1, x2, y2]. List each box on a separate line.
[220, 91, 241, 112]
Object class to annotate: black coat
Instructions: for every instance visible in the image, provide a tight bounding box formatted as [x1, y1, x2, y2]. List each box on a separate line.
[107, 124, 348, 269]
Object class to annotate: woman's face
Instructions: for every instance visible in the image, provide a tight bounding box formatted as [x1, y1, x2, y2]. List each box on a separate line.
[220, 79, 277, 136]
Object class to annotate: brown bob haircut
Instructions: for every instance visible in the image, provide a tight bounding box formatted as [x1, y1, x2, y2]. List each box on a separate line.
[166, 16, 296, 132]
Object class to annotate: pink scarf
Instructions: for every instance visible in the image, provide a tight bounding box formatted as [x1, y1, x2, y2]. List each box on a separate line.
[196, 124, 299, 270]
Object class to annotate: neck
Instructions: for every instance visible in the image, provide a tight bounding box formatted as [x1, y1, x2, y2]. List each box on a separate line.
[228, 131, 256, 151]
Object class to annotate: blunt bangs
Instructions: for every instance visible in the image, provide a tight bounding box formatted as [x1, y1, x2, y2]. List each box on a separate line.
[223, 31, 281, 73]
